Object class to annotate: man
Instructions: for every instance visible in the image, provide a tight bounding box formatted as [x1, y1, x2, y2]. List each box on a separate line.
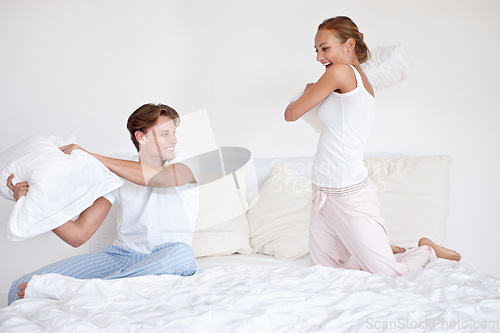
[8, 103, 199, 305]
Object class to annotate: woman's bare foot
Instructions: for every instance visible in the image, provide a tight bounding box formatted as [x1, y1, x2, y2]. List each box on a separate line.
[391, 245, 406, 254]
[418, 238, 461, 261]
[17, 282, 28, 299]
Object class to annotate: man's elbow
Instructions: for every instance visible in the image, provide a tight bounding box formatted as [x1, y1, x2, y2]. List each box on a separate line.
[146, 171, 176, 188]
[66, 232, 88, 248]
[67, 238, 85, 248]
[284, 108, 298, 122]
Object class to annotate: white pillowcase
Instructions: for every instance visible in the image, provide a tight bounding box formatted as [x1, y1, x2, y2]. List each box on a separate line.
[247, 163, 311, 260]
[247, 156, 451, 259]
[192, 170, 253, 257]
[0, 135, 124, 241]
[361, 45, 412, 92]
[300, 45, 412, 133]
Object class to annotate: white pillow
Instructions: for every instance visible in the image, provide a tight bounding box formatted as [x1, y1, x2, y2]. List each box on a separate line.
[247, 163, 311, 260]
[192, 170, 253, 257]
[361, 45, 413, 92]
[0, 135, 124, 241]
[300, 45, 412, 133]
[365, 155, 451, 247]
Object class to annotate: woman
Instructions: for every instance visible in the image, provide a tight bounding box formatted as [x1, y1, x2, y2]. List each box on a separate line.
[285, 16, 460, 277]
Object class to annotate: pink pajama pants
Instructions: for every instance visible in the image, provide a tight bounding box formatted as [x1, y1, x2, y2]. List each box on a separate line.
[309, 183, 437, 277]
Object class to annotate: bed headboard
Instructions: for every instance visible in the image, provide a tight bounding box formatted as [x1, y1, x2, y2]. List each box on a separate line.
[88, 153, 450, 254]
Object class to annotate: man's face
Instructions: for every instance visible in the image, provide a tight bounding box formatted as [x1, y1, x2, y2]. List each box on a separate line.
[140, 115, 177, 162]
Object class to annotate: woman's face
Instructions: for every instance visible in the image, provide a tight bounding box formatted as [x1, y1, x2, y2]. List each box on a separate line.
[314, 29, 350, 69]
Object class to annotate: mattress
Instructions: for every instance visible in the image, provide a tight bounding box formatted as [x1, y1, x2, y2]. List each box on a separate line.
[1, 254, 499, 332]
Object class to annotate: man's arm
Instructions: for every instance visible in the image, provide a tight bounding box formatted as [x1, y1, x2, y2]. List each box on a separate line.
[52, 197, 112, 247]
[7, 175, 112, 247]
[90, 153, 195, 188]
[60, 144, 195, 187]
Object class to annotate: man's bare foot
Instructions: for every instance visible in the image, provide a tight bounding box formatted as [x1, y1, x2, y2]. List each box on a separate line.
[391, 245, 406, 254]
[17, 282, 28, 299]
[418, 238, 461, 261]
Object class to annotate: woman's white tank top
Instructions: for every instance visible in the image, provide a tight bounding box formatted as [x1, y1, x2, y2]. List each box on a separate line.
[312, 64, 376, 189]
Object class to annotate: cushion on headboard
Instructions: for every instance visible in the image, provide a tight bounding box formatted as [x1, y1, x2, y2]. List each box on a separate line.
[247, 163, 311, 260]
[365, 155, 451, 247]
[192, 169, 252, 257]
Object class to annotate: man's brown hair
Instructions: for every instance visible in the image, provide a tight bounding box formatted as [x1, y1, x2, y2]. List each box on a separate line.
[127, 103, 180, 152]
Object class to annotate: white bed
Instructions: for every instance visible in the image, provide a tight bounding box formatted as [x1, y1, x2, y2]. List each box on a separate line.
[1, 155, 500, 332]
[1, 256, 499, 332]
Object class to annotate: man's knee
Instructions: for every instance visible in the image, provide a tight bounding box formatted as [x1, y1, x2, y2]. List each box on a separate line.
[160, 242, 197, 276]
[180, 257, 198, 276]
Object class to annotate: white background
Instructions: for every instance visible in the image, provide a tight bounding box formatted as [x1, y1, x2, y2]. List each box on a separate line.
[1, 0, 499, 303]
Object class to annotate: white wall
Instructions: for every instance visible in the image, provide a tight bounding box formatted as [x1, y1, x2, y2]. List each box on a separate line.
[1, 0, 500, 301]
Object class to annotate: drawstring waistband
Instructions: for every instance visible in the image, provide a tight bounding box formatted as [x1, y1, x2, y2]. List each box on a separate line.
[313, 177, 372, 196]
[312, 177, 372, 215]
[313, 189, 327, 215]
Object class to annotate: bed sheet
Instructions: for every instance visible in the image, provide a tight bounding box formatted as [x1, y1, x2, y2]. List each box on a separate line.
[1, 256, 499, 332]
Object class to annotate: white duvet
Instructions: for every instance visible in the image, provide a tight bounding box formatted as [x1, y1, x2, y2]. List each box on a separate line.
[1, 259, 500, 332]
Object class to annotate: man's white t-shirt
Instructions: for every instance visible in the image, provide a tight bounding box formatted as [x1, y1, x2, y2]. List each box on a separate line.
[103, 151, 199, 253]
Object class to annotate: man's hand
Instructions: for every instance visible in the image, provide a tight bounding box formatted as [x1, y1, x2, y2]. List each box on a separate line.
[7, 174, 29, 201]
[60, 144, 88, 155]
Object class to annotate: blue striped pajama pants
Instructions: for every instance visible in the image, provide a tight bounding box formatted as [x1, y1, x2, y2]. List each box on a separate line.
[8, 242, 197, 305]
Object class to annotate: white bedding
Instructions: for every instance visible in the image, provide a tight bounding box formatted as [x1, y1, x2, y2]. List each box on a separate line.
[1, 255, 499, 332]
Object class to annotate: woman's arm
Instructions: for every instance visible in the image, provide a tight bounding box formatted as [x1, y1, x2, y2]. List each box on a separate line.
[284, 64, 356, 122]
[60, 145, 195, 187]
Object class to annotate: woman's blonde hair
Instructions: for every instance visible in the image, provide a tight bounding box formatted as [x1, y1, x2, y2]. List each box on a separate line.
[318, 16, 370, 64]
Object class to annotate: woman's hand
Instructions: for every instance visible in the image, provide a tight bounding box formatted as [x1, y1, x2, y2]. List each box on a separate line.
[60, 144, 88, 155]
[391, 245, 406, 254]
[7, 174, 29, 202]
